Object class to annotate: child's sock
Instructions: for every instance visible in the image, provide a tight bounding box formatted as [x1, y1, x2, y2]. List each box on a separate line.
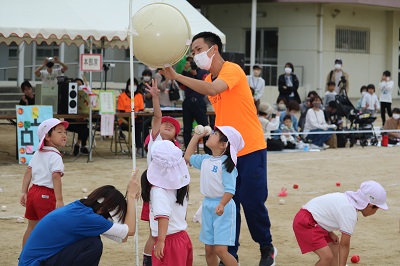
[143, 253, 152, 266]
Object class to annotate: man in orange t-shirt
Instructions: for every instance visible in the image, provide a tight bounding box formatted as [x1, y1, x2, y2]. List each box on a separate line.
[161, 32, 275, 266]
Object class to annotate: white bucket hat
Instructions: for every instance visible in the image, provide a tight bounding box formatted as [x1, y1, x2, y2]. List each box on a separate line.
[345, 180, 388, 210]
[147, 140, 190, 190]
[258, 102, 274, 115]
[215, 126, 244, 165]
[37, 118, 69, 150]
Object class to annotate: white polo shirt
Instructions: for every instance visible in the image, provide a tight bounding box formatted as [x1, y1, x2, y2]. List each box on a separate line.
[303, 192, 357, 235]
[150, 187, 187, 237]
[28, 146, 64, 189]
[39, 68, 62, 89]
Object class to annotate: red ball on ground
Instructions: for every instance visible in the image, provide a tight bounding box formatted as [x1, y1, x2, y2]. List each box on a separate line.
[293, 184, 299, 189]
[336, 182, 341, 186]
[351, 254, 360, 263]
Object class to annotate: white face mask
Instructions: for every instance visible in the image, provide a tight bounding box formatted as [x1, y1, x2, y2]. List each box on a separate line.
[284, 67, 292, 74]
[194, 46, 215, 70]
[362, 91, 367, 96]
[128, 85, 137, 92]
[334, 64, 342, 70]
[278, 104, 286, 111]
[143, 76, 151, 82]
[393, 114, 400, 120]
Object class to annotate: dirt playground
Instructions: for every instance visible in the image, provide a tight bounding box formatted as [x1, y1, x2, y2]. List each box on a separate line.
[0, 122, 399, 265]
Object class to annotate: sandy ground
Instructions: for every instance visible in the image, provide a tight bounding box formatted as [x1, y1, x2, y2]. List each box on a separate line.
[0, 121, 399, 266]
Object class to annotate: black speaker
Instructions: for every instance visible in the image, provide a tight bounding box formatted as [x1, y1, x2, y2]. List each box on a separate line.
[68, 83, 78, 114]
[58, 82, 78, 114]
[221, 52, 245, 70]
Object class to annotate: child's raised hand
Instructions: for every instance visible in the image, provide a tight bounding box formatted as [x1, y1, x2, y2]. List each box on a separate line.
[145, 79, 160, 97]
[127, 168, 141, 200]
[215, 203, 225, 216]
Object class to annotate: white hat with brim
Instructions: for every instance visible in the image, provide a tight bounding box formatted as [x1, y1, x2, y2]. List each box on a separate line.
[345, 180, 388, 210]
[215, 126, 244, 165]
[37, 118, 69, 150]
[147, 140, 190, 190]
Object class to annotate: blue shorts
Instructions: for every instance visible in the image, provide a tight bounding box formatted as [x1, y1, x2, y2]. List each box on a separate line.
[199, 197, 236, 246]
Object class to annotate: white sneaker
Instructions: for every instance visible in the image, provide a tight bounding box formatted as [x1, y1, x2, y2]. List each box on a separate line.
[310, 144, 320, 149]
[322, 143, 330, 149]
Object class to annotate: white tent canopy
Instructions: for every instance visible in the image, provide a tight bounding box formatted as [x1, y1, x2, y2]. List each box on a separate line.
[0, 0, 226, 48]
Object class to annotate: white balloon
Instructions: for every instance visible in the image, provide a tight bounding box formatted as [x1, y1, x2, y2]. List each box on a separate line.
[204, 126, 212, 136]
[194, 125, 205, 135]
[132, 3, 191, 68]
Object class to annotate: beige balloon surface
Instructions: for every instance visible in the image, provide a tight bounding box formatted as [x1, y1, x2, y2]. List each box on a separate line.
[132, 3, 191, 68]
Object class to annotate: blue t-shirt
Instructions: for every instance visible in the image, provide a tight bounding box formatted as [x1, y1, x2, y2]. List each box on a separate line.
[19, 200, 113, 266]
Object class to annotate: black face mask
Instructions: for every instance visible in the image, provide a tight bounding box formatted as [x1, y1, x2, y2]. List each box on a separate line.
[46, 62, 54, 68]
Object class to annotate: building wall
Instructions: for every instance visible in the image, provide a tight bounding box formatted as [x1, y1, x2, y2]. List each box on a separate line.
[202, 3, 400, 102]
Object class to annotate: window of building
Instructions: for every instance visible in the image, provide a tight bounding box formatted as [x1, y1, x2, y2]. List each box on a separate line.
[335, 27, 370, 53]
[245, 28, 279, 85]
[36, 42, 59, 58]
[84, 46, 102, 55]
[8, 42, 18, 58]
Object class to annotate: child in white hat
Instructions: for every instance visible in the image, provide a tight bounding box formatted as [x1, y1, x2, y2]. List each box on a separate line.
[143, 140, 192, 266]
[19, 118, 69, 247]
[293, 180, 388, 265]
[184, 126, 244, 266]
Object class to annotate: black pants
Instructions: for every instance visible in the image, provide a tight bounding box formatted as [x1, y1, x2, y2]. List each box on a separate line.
[67, 123, 89, 147]
[120, 118, 143, 149]
[42, 236, 103, 266]
[182, 96, 211, 154]
[267, 138, 284, 151]
[380, 102, 392, 126]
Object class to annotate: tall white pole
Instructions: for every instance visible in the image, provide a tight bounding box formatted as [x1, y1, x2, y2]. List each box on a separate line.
[17, 42, 25, 86]
[318, 4, 324, 95]
[31, 43, 36, 81]
[129, 1, 139, 266]
[250, 0, 257, 74]
[88, 38, 93, 162]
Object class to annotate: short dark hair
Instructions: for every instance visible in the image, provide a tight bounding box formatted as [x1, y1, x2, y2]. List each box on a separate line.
[335, 59, 343, 64]
[367, 84, 375, 91]
[276, 97, 288, 105]
[383, 70, 391, 77]
[287, 100, 300, 112]
[192, 31, 222, 54]
[80, 185, 128, 223]
[21, 81, 32, 92]
[392, 108, 400, 114]
[328, 100, 337, 109]
[142, 69, 152, 77]
[253, 65, 262, 70]
[327, 81, 336, 86]
[73, 78, 84, 85]
[283, 115, 292, 121]
[360, 85, 367, 93]
[307, 90, 319, 98]
[284, 62, 294, 73]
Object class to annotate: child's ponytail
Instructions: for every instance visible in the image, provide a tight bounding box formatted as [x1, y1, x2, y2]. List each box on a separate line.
[222, 143, 235, 173]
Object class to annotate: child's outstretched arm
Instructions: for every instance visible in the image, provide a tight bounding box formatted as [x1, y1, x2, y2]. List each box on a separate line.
[145, 79, 162, 138]
[20, 168, 32, 207]
[339, 233, 351, 266]
[215, 192, 234, 216]
[183, 132, 205, 163]
[52, 172, 64, 208]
